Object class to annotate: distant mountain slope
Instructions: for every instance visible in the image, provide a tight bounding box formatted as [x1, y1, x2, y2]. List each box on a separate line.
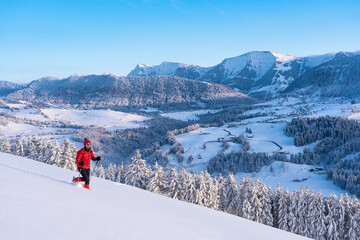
[283, 52, 360, 98]
[128, 50, 360, 99]
[0, 81, 25, 96]
[6, 74, 252, 108]
[0, 153, 307, 240]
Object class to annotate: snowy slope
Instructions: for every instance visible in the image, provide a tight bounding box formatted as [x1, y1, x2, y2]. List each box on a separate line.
[40, 108, 149, 130]
[0, 153, 307, 240]
[221, 51, 277, 80]
[128, 62, 203, 76]
[235, 161, 348, 197]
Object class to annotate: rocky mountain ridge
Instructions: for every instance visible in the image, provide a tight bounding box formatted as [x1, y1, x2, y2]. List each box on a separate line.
[128, 50, 360, 99]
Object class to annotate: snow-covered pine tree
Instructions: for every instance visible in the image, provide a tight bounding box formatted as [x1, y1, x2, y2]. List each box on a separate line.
[69, 141, 78, 170]
[147, 162, 168, 195]
[272, 185, 282, 228]
[326, 194, 344, 240]
[177, 168, 190, 201]
[37, 138, 47, 162]
[43, 141, 54, 165]
[277, 188, 291, 232]
[238, 177, 253, 217]
[295, 188, 307, 235]
[167, 167, 181, 200]
[51, 141, 62, 166]
[340, 194, 356, 240]
[349, 209, 360, 240]
[217, 174, 226, 212]
[106, 164, 116, 181]
[257, 180, 273, 226]
[247, 180, 264, 223]
[224, 173, 239, 215]
[313, 192, 327, 240]
[303, 188, 316, 239]
[0, 137, 11, 153]
[195, 172, 207, 207]
[183, 172, 197, 204]
[288, 190, 301, 234]
[22, 138, 29, 157]
[29, 136, 39, 160]
[12, 136, 25, 157]
[97, 165, 106, 179]
[209, 177, 219, 210]
[62, 138, 77, 170]
[125, 150, 151, 189]
[326, 201, 339, 240]
[115, 162, 126, 183]
[242, 199, 253, 221]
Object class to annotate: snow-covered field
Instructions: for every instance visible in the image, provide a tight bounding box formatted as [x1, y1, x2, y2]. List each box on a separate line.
[0, 121, 59, 136]
[40, 108, 149, 130]
[235, 161, 348, 197]
[170, 122, 315, 170]
[0, 107, 149, 131]
[0, 153, 307, 240]
[161, 109, 220, 121]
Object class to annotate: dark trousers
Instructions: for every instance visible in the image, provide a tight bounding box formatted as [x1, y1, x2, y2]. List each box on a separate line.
[78, 168, 90, 185]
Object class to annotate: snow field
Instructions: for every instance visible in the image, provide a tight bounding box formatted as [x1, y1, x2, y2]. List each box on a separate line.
[40, 108, 149, 130]
[171, 121, 346, 196]
[235, 161, 348, 197]
[0, 153, 307, 240]
[0, 121, 59, 137]
[160, 109, 220, 121]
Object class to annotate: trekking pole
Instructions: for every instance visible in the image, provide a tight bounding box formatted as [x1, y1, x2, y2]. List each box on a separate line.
[91, 160, 99, 178]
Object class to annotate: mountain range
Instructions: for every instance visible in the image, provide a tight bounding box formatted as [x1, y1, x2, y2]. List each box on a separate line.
[128, 50, 360, 99]
[5, 74, 251, 109]
[1, 50, 360, 108]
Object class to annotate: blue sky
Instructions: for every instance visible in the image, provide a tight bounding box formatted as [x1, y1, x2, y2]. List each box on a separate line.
[1, 0, 359, 83]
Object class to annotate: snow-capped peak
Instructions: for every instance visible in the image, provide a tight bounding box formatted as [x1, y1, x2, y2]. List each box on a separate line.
[221, 51, 277, 80]
[128, 61, 200, 77]
[270, 52, 298, 62]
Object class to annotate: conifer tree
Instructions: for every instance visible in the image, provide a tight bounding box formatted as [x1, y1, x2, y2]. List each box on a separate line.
[314, 192, 327, 240]
[62, 138, 77, 170]
[106, 164, 116, 181]
[349, 210, 360, 240]
[125, 150, 150, 189]
[12, 136, 25, 157]
[115, 162, 126, 183]
[147, 163, 167, 194]
[278, 189, 291, 232]
[97, 165, 106, 179]
[43, 140, 54, 165]
[217, 174, 226, 212]
[183, 173, 197, 204]
[167, 167, 181, 200]
[29, 136, 39, 160]
[51, 141, 62, 166]
[225, 173, 239, 215]
[37, 138, 47, 162]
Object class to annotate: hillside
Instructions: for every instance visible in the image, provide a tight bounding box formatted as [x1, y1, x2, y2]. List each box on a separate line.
[283, 52, 360, 98]
[0, 152, 307, 240]
[128, 50, 360, 99]
[5, 74, 252, 109]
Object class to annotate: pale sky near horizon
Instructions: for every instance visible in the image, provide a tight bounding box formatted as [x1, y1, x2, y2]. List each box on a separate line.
[1, 0, 359, 83]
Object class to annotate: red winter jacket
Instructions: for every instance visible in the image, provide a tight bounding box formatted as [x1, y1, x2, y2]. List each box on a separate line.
[76, 148, 96, 169]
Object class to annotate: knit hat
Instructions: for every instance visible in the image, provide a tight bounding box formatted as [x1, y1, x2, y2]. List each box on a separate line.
[84, 138, 91, 146]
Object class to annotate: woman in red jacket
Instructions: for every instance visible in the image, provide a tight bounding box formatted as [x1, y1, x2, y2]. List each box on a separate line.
[73, 138, 101, 189]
